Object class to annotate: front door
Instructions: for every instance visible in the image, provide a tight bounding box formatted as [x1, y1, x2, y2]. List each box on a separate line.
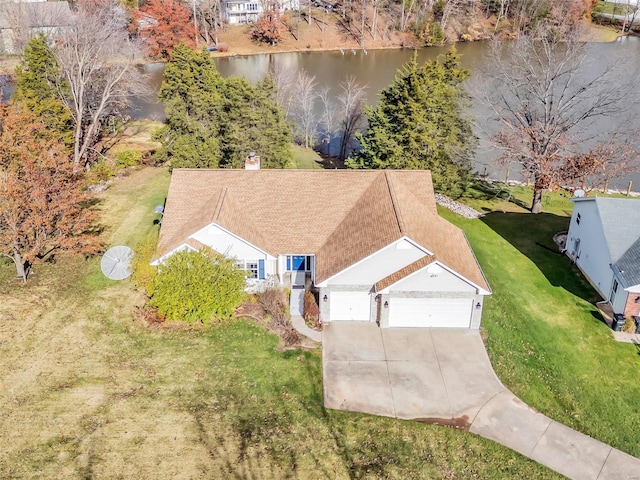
[292, 255, 305, 271]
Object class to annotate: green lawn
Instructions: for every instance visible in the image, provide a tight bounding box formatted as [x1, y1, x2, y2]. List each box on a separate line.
[594, 0, 636, 16]
[289, 145, 325, 169]
[0, 167, 560, 478]
[442, 188, 640, 457]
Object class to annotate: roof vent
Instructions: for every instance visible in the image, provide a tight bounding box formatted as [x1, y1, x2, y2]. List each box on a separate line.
[245, 152, 260, 170]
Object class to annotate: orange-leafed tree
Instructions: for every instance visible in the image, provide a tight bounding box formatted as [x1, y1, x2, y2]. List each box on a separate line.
[252, 1, 282, 45]
[136, 0, 197, 60]
[0, 106, 101, 281]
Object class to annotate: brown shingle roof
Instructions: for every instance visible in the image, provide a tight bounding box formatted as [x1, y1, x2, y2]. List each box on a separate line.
[375, 255, 436, 292]
[155, 169, 489, 291]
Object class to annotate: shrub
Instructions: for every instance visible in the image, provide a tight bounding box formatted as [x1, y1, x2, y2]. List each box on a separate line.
[91, 159, 117, 182]
[256, 287, 290, 329]
[150, 249, 246, 323]
[131, 230, 159, 297]
[115, 150, 144, 168]
[622, 316, 637, 334]
[303, 290, 319, 327]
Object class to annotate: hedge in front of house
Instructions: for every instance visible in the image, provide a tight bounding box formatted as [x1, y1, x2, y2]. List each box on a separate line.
[150, 249, 246, 323]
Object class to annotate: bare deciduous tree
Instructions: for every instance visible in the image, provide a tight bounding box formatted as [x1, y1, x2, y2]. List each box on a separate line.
[291, 70, 318, 149]
[270, 61, 296, 116]
[55, 0, 147, 169]
[337, 75, 367, 161]
[481, 21, 637, 213]
[318, 86, 336, 155]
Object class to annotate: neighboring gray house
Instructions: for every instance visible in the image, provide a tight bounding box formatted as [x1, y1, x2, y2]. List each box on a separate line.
[153, 166, 491, 329]
[566, 197, 640, 317]
[0, 1, 73, 54]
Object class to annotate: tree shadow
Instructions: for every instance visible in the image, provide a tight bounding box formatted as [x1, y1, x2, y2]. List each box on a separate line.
[481, 211, 602, 304]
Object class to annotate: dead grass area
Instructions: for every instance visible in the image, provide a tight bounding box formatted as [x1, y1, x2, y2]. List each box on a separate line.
[582, 22, 622, 42]
[105, 120, 163, 156]
[212, 12, 412, 57]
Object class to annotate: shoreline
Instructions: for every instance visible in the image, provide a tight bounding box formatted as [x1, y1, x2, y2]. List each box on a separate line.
[0, 21, 623, 75]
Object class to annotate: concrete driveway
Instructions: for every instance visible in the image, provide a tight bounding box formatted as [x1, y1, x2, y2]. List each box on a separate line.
[323, 322, 640, 480]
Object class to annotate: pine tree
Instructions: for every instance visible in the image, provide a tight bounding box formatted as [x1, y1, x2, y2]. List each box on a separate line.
[13, 35, 74, 149]
[347, 49, 476, 194]
[218, 76, 291, 168]
[156, 44, 291, 169]
[155, 44, 225, 168]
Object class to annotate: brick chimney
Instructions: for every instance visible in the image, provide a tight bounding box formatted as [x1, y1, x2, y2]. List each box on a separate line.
[245, 152, 260, 170]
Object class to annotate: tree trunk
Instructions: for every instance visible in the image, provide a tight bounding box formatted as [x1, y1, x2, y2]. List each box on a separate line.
[531, 187, 543, 214]
[13, 251, 26, 282]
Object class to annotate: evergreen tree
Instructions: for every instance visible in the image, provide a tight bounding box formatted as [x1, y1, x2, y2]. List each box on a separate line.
[155, 44, 224, 168]
[156, 44, 291, 169]
[218, 76, 292, 168]
[13, 35, 74, 149]
[347, 49, 476, 194]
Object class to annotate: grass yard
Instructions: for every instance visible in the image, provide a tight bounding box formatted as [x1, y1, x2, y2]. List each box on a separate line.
[593, 0, 637, 16]
[289, 145, 325, 169]
[0, 167, 561, 478]
[442, 186, 640, 457]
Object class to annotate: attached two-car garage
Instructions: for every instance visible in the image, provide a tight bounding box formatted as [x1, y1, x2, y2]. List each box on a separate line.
[328, 292, 475, 328]
[388, 297, 474, 328]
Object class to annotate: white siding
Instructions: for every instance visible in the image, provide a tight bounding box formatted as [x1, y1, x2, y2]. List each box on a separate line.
[325, 239, 428, 286]
[567, 201, 613, 298]
[191, 223, 275, 275]
[388, 298, 473, 328]
[330, 292, 371, 321]
[388, 266, 476, 293]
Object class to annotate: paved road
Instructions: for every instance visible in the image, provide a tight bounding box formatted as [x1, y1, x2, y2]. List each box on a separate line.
[322, 323, 640, 480]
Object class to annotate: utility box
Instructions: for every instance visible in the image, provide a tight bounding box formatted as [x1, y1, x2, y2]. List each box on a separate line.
[612, 313, 625, 332]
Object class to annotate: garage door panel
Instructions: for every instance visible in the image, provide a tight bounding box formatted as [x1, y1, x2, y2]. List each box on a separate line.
[330, 292, 371, 321]
[389, 298, 472, 328]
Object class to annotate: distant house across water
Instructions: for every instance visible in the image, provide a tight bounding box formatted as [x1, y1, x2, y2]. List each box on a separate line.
[0, 0, 73, 54]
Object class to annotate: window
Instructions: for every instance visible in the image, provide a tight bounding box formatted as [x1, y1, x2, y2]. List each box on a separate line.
[248, 3, 258, 10]
[235, 260, 264, 279]
[612, 280, 618, 293]
[246, 262, 259, 279]
[576, 213, 581, 225]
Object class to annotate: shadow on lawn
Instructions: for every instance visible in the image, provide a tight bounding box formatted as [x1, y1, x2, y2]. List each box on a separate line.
[481, 211, 602, 304]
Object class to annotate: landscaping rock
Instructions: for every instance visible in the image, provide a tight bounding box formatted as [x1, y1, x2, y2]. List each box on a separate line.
[435, 194, 484, 219]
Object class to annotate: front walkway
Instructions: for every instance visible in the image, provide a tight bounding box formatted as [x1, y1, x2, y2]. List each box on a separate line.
[323, 322, 640, 480]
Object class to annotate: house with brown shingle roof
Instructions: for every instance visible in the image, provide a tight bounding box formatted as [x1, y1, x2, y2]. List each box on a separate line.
[153, 168, 491, 329]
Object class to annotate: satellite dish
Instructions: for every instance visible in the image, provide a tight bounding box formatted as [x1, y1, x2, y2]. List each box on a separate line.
[101, 246, 134, 280]
[574, 189, 585, 198]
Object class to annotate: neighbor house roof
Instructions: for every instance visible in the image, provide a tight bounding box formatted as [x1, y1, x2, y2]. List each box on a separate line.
[156, 169, 489, 291]
[573, 197, 640, 287]
[614, 238, 640, 288]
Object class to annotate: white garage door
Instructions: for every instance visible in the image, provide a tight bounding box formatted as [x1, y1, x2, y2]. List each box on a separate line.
[388, 298, 473, 328]
[330, 292, 371, 321]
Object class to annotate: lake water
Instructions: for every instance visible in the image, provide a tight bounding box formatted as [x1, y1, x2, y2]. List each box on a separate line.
[133, 37, 640, 189]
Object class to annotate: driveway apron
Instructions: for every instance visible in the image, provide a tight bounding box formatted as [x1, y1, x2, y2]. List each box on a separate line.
[322, 322, 640, 480]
